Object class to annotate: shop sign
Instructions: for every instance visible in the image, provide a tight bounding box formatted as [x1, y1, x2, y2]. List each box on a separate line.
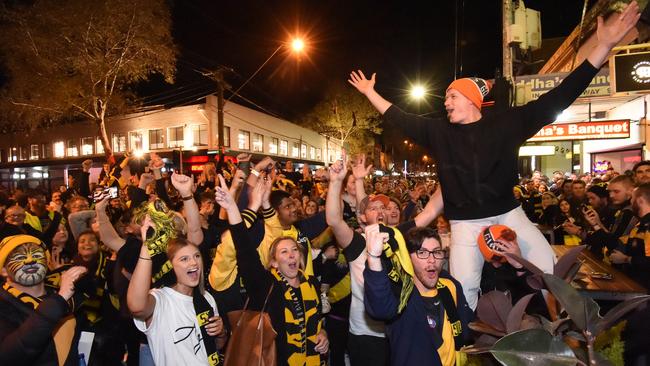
[528, 119, 630, 142]
[611, 51, 650, 94]
[514, 68, 610, 101]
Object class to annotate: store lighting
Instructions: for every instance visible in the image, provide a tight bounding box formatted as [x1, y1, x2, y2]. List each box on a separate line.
[32, 172, 42, 178]
[12, 173, 19, 180]
[43, 172, 49, 178]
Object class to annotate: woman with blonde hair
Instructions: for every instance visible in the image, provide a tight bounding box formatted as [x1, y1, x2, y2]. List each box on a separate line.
[216, 174, 328, 365]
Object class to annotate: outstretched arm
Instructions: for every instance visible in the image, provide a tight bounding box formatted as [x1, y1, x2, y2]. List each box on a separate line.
[171, 173, 204, 246]
[351, 153, 372, 204]
[587, 1, 641, 68]
[348, 71, 392, 114]
[325, 152, 354, 249]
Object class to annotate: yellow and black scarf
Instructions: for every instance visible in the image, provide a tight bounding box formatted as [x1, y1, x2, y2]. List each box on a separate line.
[379, 224, 414, 313]
[270, 268, 324, 366]
[2, 282, 76, 366]
[193, 287, 223, 366]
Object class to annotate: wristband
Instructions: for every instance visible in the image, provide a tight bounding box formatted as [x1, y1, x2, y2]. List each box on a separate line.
[182, 195, 194, 201]
[366, 250, 382, 258]
[593, 225, 602, 231]
[139, 256, 152, 261]
[250, 169, 260, 177]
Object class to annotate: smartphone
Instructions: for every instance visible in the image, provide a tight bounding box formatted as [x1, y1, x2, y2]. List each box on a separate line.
[93, 186, 118, 202]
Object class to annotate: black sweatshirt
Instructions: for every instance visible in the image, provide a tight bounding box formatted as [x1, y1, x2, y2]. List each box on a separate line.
[384, 60, 599, 220]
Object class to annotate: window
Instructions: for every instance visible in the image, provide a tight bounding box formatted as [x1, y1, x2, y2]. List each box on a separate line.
[30, 144, 40, 160]
[217, 126, 231, 147]
[81, 137, 94, 155]
[168, 126, 184, 148]
[301, 143, 307, 159]
[269, 137, 278, 154]
[238, 130, 250, 150]
[291, 142, 299, 158]
[112, 133, 126, 152]
[129, 131, 143, 151]
[280, 140, 288, 156]
[66, 139, 79, 157]
[18, 146, 28, 161]
[42, 144, 52, 159]
[316, 148, 322, 160]
[95, 138, 104, 155]
[149, 129, 164, 150]
[310, 146, 315, 160]
[192, 124, 208, 146]
[253, 133, 264, 152]
[54, 141, 65, 158]
[9, 147, 18, 162]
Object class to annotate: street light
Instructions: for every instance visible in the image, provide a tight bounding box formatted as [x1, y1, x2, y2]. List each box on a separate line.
[226, 36, 307, 103]
[410, 85, 426, 100]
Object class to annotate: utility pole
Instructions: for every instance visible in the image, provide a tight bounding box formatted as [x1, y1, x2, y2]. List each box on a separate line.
[202, 67, 231, 162]
[502, 0, 514, 81]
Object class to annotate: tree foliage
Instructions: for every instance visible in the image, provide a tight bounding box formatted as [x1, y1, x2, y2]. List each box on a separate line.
[0, 0, 176, 158]
[300, 81, 382, 155]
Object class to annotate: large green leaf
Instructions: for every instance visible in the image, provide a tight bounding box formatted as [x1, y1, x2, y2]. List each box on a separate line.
[491, 328, 578, 366]
[543, 273, 601, 332]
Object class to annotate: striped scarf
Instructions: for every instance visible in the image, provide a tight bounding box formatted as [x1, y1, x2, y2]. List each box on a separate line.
[270, 268, 324, 366]
[3, 282, 76, 366]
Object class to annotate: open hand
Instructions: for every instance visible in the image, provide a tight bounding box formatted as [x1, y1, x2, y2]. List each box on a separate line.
[348, 70, 376, 95]
[596, 1, 640, 49]
[314, 329, 329, 354]
[351, 153, 373, 179]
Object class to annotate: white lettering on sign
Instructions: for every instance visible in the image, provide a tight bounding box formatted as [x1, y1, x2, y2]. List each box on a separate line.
[529, 120, 630, 142]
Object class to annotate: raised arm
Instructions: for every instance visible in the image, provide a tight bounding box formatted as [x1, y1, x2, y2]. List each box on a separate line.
[351, 153, 372, 204]
[413, 187, 444, 227]
[95, 196, 126, 252]
[587, 1, 640, 68]
[325, 152, 354, 248]
[171, 173, 204, 246]
[127, 221, 156, 324]
[348, 70, 392, 115]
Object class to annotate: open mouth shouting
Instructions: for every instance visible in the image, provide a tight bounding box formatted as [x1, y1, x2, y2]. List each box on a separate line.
[187, 267, 200, 282]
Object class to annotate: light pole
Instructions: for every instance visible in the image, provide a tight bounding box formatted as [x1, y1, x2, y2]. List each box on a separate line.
[226, 37, 306, 103]
[214, 37, 305, 161]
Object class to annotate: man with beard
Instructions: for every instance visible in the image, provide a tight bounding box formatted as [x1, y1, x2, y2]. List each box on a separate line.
[363, 226, 472, 365]
[0, 234, 87, 365]
[633, 160, 650, 186]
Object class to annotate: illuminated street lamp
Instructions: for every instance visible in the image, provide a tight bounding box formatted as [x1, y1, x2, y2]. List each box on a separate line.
[410, 85, 426, 100]
[227, 36, 307, 103]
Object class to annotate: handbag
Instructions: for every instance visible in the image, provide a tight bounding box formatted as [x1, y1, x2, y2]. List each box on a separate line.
[224, 283, 277, 366]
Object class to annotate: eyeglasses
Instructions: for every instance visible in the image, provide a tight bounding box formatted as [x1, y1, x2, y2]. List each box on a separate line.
[415, 248, 447, 260]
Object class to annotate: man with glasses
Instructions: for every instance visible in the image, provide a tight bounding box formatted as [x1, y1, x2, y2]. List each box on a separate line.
[364, 226, 472, 365]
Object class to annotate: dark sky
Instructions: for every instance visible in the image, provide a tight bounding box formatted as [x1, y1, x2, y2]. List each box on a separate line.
[147, 0, 591, 120]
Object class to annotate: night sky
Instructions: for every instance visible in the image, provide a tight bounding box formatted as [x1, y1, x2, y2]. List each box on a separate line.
[146, 0, 591, 121]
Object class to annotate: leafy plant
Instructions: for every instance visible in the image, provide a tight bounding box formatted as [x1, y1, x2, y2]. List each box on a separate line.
[465, 246, 650, 365]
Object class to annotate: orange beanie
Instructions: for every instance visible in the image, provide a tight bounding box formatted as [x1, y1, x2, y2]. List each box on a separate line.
[477, 225, 516, 263]
[446, 77, 490, 110]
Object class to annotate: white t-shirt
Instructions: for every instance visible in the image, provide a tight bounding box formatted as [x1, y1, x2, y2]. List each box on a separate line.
[346, 232, 386, 338]
[134, 287, 219, 366]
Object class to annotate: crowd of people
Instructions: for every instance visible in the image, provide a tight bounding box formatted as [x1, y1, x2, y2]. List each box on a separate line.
[0, 2, 647, 365]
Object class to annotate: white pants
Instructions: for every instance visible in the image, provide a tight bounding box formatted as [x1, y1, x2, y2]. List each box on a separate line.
[449, 206, 556, 310]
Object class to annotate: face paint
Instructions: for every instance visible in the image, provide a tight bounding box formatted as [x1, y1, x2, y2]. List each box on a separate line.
[7, 243, 48, 286]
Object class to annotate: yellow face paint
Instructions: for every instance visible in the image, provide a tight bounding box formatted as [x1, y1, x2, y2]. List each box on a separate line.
[7, 243, 48, 286]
